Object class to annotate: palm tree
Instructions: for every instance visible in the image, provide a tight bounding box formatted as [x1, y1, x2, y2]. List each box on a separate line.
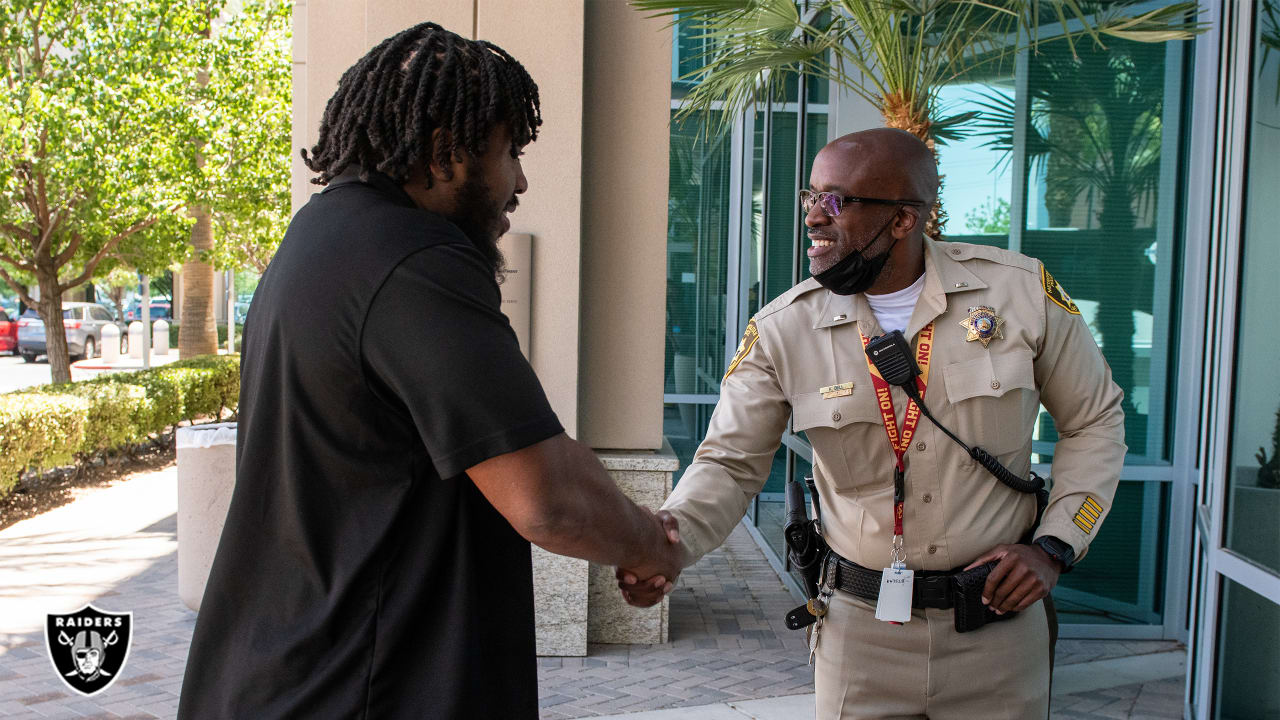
[631, 0, 1205, 238]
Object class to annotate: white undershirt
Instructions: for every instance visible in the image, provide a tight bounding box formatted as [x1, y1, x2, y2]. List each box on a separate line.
[865, 273, 926, 333]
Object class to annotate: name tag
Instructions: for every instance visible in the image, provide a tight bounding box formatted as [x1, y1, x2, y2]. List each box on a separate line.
[820, 382, 854, 399]
[875, 566, 914, 623]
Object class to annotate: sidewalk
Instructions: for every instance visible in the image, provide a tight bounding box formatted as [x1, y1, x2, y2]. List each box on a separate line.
[0, 466, 1185, 719]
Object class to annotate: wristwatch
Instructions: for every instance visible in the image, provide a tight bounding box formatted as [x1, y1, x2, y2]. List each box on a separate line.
[1032, 535, 1076, 572]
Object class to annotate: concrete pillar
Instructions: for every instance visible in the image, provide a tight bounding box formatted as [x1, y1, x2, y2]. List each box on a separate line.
[101, 324, 121, 363]
[154, 319, 170, 356]
[128, 322, 144, 360]
[477, 0, 584, 439]
[577, 0, 670, 450]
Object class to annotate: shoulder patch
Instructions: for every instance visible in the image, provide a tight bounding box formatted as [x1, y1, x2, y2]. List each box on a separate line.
[723, 319, 760, 381]
[1041, 266, 1081, 315]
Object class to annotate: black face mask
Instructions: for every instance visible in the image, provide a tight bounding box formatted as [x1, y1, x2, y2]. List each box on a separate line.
[812, 207, 901, 296]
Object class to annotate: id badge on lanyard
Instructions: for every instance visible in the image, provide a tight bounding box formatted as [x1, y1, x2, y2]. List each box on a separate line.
[860, 323, 934, 624]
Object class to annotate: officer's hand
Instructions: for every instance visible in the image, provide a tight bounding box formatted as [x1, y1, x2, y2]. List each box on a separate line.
[966, 543, 1062, 614]
[616, 511, 681, 608]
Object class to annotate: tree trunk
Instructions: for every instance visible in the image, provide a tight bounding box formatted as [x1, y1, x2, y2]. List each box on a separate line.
[179, 206, 218, 358]
[1095, 180, 1140, 445]
[109, 287, 126, 321]
[179, 44, 217, 360]
[37, 276, 72, 384]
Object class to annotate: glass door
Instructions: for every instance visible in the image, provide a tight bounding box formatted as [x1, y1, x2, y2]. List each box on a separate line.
[1190, 1, 1280, 717]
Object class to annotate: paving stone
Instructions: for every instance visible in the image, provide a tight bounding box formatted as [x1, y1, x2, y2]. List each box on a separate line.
[0, 469, 1190, 720]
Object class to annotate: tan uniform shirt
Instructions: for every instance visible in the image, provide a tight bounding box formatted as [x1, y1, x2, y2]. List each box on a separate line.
[662, 239, 1126, 572]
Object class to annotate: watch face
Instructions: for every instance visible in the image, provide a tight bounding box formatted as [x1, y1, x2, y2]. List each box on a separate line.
[1036, 537, 1074, 565]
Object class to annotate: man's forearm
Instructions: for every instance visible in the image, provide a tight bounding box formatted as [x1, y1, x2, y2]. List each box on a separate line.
[524, 438, 666, 572]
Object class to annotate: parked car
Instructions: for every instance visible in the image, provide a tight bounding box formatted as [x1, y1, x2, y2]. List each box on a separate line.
[17, 302, 128, 363]
[0, 310, 17, 355]
[125, 301, 172, 321]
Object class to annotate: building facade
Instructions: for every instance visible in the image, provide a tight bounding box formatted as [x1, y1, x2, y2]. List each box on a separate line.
[295, 2, 1276, 718]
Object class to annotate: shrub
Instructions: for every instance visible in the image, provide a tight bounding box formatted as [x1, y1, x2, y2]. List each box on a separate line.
[0, 355, 240, 499]
[29, 381, 150, 455]
[0, 394, 89, 497]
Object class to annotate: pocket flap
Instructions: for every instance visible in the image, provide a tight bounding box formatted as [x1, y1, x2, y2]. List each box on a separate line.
[792, 384, 880, 432]
[942, 350, 1035, 405]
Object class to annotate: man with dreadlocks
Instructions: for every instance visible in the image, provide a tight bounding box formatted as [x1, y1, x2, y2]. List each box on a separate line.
[177, 23, 681, 720]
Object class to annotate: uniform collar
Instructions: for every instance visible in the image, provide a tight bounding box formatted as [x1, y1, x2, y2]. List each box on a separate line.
[812, 238, 987, 337]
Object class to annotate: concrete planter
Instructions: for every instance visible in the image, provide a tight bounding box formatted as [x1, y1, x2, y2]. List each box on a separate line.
[175, 422, 238, 612]
[532, 442, 679, 656]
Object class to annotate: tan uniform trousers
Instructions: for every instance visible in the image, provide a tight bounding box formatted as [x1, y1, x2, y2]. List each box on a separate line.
[814, 591, 1050, 720]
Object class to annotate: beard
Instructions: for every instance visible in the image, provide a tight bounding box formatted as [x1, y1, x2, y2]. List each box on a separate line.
[447, 172, 508, 275]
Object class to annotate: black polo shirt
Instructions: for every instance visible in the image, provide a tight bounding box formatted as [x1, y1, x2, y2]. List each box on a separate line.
[177, 170, 562, 720]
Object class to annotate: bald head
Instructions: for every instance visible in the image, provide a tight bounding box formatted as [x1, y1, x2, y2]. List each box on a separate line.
[803, 128, 938, 293]
[824, 128, 938, 208]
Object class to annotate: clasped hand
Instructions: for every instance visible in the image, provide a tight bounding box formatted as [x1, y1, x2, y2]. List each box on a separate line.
[614, 510, 682, 608]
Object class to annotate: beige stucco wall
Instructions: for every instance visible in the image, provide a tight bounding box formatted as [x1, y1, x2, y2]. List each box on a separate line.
[477, 0, 586, 441]
[577, 2, 670, 449]
[292, 0, 584, 439]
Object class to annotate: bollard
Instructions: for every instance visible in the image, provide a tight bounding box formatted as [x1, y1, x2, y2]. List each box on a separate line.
[101, 324, 121, 363]
[128, 322, 144, 359]
[154, 318, 170, 356]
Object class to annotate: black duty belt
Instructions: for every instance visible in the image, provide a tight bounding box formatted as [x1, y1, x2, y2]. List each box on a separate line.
[829, 554, 956, 609]
[824, 551, 1015, 633]
[785, 551, 1014, 632]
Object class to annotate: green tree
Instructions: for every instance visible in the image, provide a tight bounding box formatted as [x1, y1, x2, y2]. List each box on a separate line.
[179, 0, 290, 357]
[0, 0, 198, 381]
[963, 196, 1011, 234]
[633, 0, 1205, 238]
[0, 0, 290, 382]
[203, 0, 291, 277]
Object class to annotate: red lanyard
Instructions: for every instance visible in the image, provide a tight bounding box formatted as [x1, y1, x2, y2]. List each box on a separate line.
[859, 323, 934, 538]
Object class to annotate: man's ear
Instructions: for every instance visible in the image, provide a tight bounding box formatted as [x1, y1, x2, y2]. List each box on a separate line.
[892, 205, 922, 238]
[426, 127, 466, 184]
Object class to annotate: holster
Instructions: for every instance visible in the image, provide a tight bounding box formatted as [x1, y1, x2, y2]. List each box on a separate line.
[784, 479, 828, 598]
[951, 560, 1014, 633]
[783, 478, 829, 629]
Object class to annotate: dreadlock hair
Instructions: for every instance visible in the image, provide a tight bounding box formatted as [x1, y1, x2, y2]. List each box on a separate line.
[302, 22, 542, 187]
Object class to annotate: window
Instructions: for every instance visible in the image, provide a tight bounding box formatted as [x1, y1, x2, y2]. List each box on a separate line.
[1223, 0, 1280, 576]
[1213, 580, 1280, 718]
[1019, 38, 1185, 468]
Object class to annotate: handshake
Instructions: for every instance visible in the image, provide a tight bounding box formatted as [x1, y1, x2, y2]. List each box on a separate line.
[613, 510, 683, 608]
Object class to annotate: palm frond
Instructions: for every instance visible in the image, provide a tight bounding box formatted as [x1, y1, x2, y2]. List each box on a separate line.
[930, 110, 981, 145]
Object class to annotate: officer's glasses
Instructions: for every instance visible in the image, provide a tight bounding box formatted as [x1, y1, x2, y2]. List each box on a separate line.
[799, 190, 926, 218]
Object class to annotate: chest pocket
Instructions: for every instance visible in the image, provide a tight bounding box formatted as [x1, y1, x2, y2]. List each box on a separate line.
[792, 382, 893, 495]
[940, 348, 1038, 456]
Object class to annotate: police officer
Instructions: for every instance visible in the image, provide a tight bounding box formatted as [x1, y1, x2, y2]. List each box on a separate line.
[620, 128, 1124, 719]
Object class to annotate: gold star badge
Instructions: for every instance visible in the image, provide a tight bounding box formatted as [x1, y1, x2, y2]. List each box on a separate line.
[960, 306, 1004, 347]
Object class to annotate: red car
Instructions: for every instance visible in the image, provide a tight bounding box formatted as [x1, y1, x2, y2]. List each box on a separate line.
[0, 311, 17, 354]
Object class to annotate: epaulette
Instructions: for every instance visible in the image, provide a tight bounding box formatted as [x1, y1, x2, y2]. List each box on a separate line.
[936, 240, 1040, 275]
[755, 277, 823, 322]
